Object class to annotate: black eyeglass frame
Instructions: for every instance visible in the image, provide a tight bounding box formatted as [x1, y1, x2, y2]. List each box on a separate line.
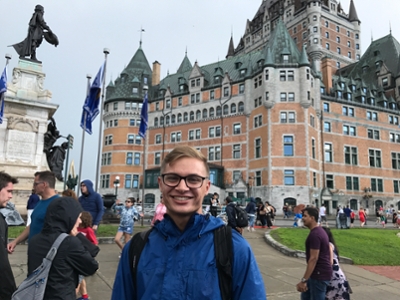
[161, 173, 208, 189]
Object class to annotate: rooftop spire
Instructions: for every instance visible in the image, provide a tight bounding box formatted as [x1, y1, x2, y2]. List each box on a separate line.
[139, 27, 145, 48]
[226, 35, 235, 59]
[348, 0, 360, 23]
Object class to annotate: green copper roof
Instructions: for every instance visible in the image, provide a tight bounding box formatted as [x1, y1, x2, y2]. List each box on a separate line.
[177, 54, 192, 74]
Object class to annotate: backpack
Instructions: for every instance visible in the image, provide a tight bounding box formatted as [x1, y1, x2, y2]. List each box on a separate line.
[129, 226, 233, 300]
[11, 233, 68, 300]
[234, 204, 248, 228]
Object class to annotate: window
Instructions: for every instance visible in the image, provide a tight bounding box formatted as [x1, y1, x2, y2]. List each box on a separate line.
[325, 143, 333, 162]
[325, 20, 329, 27]
[344, 146, 358, 165]
[255, 138, 261, 158]
[209, 108, 214, 118]
[348, 52, 352, 59]
[177, 113, 182, 123]
[189, 130, 194, 140]
[325, 32, 329, 38]
[190, 111, 194, 121]
[132, 175, 139, 188]
[113, 102, 118, 111]
[125, 175, 132, 188]
[216, 106, 222, 117]
[171, 132, 176, 142]
[128, 134, 134, 144]
[196, 78, 200, 86]
[280, 71, 286, 81]
[215, 126, 221, 137]
[196, 93, 200, 103]
[184, 112, 188, 122]
[101, 153, 112, 166]
[239, 84, 244, 94]
[369, 149, 382, 167]
[280, 92, 287, 102]
[288, 112, 295, 123]
[288, 92, 295, 102]
[313, 172, 316, 187]
[323, 103, 330, 112]
[395, 180, 400, 193]
[224, 87, 229, 97]
[284, 170, 295, 185]
[281, 112, 287, 123]
[389, 115, 399, 125]
[209, 127, 215, 138]
[126, 152, 133, 165]
[324, 122, 331, 132]
[208, 147, 215, 161]
[288, 71, 294, 81]
[233, 171, 241, 181]
[155, 134, 161, 144]
[231, 104, 237, 114]
[195, 129, 201, 139]
[336, 36, 340, 43]
[166, 99, 171, 109]
[134, 152, 140, 165]
[196, 110, 201, 120]
[238, 102, 244, 112]
[223, 105, 229, 115]
[326, 43, 330, 50]
[312, 139, 316, 159]
[343, 125, 356, 136]
[343, 106, 355, 117]
[346, 177, 359, 191]
[101, 174, 110, 188]
[233, 123, 241, 134]
[368, 129, 380, 140]
[265, 70, 269, 80]
[326, 174, 334, 189]
[191, 94, 195, 104]
[154, 117, 158, 127]
[178, 97, 182, 106]
[233, 144, 241, 159]
[210, 90, 215, 100]
[284, 136, 293, 156]
[135, 136, 141, 145]
[255, 171, 261, 186]
[371, 178, 383, 192]
[392, 153, 400, 170]
[336, 25, 340, 32]
[155, 152, 161, 165]
[105, 135, 113, 145]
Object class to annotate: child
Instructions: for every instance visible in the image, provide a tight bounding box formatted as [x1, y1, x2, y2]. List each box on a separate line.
[112, 199, 141, 251]
[350, 210, 355, 228]
[76, 211, 98, 300]
[380, 213, 387, 228]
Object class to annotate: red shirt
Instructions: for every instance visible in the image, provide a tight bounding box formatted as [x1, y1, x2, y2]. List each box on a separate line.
[77, 227, 98, 245]
[350, 211, 355, 218]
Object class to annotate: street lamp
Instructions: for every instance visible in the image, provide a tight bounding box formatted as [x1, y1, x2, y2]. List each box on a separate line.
[114, 176, 120, 198]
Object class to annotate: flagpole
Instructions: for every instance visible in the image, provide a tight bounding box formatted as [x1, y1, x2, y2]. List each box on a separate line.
[77, 74, 92, 196]
[94, 48, 110, 192]
[141, 135, 146, 226]
[5, 53, 11, 67]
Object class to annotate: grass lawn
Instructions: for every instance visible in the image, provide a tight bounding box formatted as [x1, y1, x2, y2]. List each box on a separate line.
[7, 224, 150, 238]
[270, 227, 400, 266]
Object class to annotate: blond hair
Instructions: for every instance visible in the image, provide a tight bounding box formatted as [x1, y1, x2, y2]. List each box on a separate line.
[161, 146, 209, 176]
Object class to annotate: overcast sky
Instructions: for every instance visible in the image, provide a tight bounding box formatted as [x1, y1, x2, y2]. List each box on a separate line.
[1, 0, 398, 183]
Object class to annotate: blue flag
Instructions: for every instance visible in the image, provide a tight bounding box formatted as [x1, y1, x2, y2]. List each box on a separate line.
[0, 66, 7, 124]
[139, 92, 148, 138]
[80, 62, 105, 134]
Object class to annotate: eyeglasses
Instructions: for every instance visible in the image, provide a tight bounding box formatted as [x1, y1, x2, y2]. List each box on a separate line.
[33, 181, 44, 187]
[161, 173, 208, 189]
[125, 201, 132, 203]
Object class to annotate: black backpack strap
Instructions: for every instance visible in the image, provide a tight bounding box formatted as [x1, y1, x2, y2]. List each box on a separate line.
[129, 228, 153, 299]
[214, 225, 233, 300]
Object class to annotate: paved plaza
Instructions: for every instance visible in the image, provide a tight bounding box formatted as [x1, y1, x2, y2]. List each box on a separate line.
[9, 222, 400, 299]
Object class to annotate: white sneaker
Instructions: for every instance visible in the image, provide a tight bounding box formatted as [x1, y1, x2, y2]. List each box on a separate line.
[251, 227, 255, 232]
[247, 226, 250, 232]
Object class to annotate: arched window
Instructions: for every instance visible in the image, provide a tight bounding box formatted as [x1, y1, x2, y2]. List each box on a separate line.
[177, 113, 182, 123]
[216, 106, 222, 116]
[238, 102, 244, 112]
[223, 105, 229, 115]
[209, 107, 215, 117]
[231, 103, 237, 113]
[184, 112, 188, 122]
[160, 116, 164, 126]
[171, 114, 176, 124]
[196, 110, 201, 120]
[202, 109, 208, 119]
[166, 116, 170, 125]
[190, 111, 194, 121]
[154, 117, 158, 127]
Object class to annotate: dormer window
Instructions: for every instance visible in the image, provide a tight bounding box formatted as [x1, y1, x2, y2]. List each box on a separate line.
[132, 87, 138, 94]
[382, 77, 388, 87]
[257, 59, 264, 68]
[235, 62, 242, 69]
[283, 55, 289, 62]
[159, 90, 165, 97]
[239, 69, 246, 77]
[143, 77, 148, 84]
[214, 76, 221, 84]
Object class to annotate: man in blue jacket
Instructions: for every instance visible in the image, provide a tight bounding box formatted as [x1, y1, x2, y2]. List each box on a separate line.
[112, 146, 266, 300]
[79, 180, 104, 231]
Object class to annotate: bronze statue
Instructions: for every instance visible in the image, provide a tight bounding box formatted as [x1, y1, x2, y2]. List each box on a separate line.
[11, 5, 59, 62]
[43, 117, 61, 154]
[47, 142, 68, 181]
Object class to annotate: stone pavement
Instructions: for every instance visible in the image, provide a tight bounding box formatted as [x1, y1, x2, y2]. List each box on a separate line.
[9, 222, 400, 299]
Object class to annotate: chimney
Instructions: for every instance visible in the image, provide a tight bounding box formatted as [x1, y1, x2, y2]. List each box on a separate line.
[152, 61, 161, 86]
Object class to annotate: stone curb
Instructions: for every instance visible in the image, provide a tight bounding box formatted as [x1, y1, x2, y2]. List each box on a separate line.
[264, 229, 354, 265]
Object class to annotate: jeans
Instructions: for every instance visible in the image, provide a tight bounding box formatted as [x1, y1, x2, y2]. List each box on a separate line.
[301, 278, 329, 300]
[248, 215, 255, 227]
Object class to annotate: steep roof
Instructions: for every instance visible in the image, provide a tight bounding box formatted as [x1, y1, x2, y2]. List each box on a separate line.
[348, 0, 360, 23]
[177, 54, 192, 74]
[226, 36, 235, 58]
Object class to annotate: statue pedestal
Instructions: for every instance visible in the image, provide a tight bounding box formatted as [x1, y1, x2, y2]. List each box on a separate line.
[0, 59, 59, 213]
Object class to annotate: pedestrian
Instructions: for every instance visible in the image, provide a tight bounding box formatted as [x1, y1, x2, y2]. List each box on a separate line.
[0, 171, 18, 300]
[258, 201, 267, 227]
[380, 213, 387, 228]
[245, 197, 257, 232]
[350, 210, 355, 228]
[265, 201, 274, 228]
[111, 146, 266, 299]
[76, 211, 98, 300]
[225, 196, 243, 234]
[26, 189, 40, 226]
[343, 205, 351, 229]
[27, 197, 99, 299]
[322, 227, 351, 300]
[151, 195, 167, 225]
[283, 202, 289, 219]
[359, 207, 366, 227]
[296, 207, 332, 300]
[8, 171, 59, 253]
[319, 203, 328, 227]
[134, 198, 143, 221]
[79, 180, 104, 232]
[112, 199, 140, 251]
[210, 192, 220, 217]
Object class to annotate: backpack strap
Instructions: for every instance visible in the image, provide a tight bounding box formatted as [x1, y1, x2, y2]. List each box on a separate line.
[46, 233, 69, 261]
[129, 228, 153, 299]
[214, 226, 233, 300]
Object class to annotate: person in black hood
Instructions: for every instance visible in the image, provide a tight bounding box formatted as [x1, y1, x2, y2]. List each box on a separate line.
[27, 197, 99, 300]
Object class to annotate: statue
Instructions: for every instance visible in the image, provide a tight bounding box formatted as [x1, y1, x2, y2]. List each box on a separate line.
[43, 117, 61, 154]
[66, 174, 79, 190]
[11, 4, 59, 62]
[47, 142, 68, 181]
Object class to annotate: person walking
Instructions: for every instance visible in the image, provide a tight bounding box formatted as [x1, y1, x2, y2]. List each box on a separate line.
[8, 171, 59, 253]
[0, 171, 18, 300]
[225, 196, 243, 234]
[296, 207, 332, 300]
[245, 197, 257, 231]
[319, 204, 328, 227]
[26, 189, 40, 226]
[151, 195, 167, 225]
[209, 192, 220, 217]
[359, 207, 366, 227]
[111, 146, 266, 299]
[112, 199, 140, 251]
[258, 201, 267, 227]
[27, 197, 99, 299]
[350, 210, 355, 228]
[343, 205, 351, 229]
[79, 180, 104, 232]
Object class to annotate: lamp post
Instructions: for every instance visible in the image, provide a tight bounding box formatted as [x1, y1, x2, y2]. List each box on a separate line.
[114, 176, 120, 199]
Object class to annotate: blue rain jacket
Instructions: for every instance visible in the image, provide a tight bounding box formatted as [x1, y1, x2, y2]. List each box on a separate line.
[112, 213, 266, 300]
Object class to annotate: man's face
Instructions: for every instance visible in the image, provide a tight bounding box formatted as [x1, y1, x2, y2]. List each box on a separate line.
[33, 175, 46, 197]
[158, 157, 210, 219]
[0, 182, 14, 208]
[81, 183, 88, 194]
[302, 211, 314, 228]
